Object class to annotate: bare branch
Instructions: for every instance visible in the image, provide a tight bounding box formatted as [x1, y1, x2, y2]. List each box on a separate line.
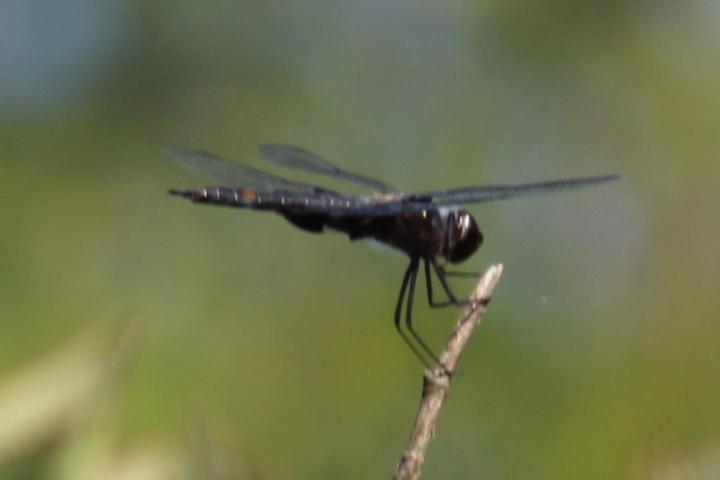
[393, 264, 504, 480]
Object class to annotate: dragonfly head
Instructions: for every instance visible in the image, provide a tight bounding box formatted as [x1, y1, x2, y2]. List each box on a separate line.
[443, 210, 483, 264]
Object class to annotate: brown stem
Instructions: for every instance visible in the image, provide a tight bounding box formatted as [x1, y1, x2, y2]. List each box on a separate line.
[392, 264, 504, 480]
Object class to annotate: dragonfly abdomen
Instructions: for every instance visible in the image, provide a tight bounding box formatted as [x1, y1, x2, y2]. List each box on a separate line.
[168, 186, 256, 207]
[169, 187, 363, 213]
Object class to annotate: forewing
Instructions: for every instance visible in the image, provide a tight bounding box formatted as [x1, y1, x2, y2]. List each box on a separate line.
[283, 173, 621, 216]
[169, 173, 619, 216]
[165, 148, 331, 193]
[224, 173, 620, 216]
[420, 174, 621, 206]
[259, 143, 398, 193]
[169, 149, 619, 217]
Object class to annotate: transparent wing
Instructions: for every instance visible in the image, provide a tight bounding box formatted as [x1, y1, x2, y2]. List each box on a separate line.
[418, 174, 621, 206]
[288, 173, 621, 216]
[259, 143, 398, 193]
[168, 174, 619, 217]
[169, 148, 619, 217]
[165, 148, 334, 193]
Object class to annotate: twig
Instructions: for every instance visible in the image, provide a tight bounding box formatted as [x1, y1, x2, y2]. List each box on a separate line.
[392, 264, 504, 480]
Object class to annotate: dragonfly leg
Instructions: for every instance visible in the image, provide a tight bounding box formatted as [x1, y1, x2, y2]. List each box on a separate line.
[425, 258, 470, 307]
[394, 258, 433, 368]
[424, 258, 458, 308]
[405, 258, 440, 365]
[431, 258, 469, 306]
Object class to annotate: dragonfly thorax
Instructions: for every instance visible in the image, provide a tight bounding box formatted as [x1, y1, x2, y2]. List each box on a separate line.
[442, 209, 483, 264]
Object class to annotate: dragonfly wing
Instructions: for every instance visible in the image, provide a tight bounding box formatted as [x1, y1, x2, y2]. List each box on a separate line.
[169, 147, 619, 216]
[168, 173, 619, 217]
[165, 148, 332, 193]
[303, 173, 622, 216]
[179, 175, 619, 217]
[259, 143, 398, 193]
[418, 174, 621, 206]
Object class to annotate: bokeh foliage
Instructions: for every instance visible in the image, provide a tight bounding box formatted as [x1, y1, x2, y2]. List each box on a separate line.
[1, 1, 719, 478]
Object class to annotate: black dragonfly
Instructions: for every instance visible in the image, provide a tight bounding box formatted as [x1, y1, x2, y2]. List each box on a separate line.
[168, 144, 619, 366]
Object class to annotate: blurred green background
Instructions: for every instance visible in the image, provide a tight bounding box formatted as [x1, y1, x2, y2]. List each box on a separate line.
[1, 1, 719, 479]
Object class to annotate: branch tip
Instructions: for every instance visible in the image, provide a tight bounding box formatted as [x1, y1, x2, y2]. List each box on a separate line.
[392, 263, 504, 480]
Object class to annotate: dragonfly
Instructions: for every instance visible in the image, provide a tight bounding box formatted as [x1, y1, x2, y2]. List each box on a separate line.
[168, 144, 619, 366]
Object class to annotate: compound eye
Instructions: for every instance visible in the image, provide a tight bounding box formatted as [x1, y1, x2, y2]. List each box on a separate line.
[446, 212, 482, 263]
[457, 213, 472, 239]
